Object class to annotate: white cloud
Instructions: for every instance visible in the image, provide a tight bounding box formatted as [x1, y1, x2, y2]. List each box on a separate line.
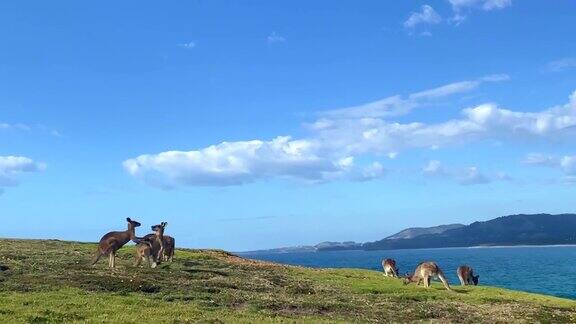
[422, 160, 498, 185]
[564, 176, 576, 184]
[178, 41, 196, 49]
[315, 90, 576, 156]
[545, 58, 576, 73]
[482, 0, 512, 10]
[448, 0, 511, 23]
[357, 162, 386, 181]
[0, 122, 31, 131]
[522, 153, 558, 167]
[123, 136, 384, 188]
[524, 153, 576, 176]
[423, 160, 446, 176]
[404, 5, 442, 29]
[458, 166, 490, 185]
[267, 32, 286, 44]
[0, 156, 45, 193]
[449, 0, 511, 11]
[560, 156, 576, 175]
[1, 122, 62, 137]
[321, 74, 508, 119]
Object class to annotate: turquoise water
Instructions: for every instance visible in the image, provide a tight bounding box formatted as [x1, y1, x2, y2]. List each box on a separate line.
[241, 246, 576, 299]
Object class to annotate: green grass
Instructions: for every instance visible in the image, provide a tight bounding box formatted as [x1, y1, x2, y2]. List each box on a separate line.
[0, 239, 574, 323]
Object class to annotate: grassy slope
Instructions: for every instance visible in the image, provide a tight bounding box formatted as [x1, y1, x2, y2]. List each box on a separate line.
[0, 239, 574, 323]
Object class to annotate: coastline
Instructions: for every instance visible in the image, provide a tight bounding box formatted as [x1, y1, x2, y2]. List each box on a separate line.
[238, 243, 576, 254]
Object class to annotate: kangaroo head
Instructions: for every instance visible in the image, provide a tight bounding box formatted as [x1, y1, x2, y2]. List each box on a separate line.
[151, 222, 167, 233]
[472, 275, 479, 286]
[126, 217, 141, 228]
[403, 273, 413, 285]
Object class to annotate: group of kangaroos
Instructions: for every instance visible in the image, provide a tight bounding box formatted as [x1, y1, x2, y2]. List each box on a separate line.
[91, 217, 175, 268]
[90, 218, 478, 290]
[382, 258, 479, 290]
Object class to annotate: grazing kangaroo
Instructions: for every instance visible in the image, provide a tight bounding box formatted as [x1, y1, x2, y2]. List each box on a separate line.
[92, 218, 141, 268]
[162, 235, 175, 262]
[404, 261, 451, 291]
[134, 222, 167, 268]
[457, 265, 479, 286]
[382, 258, 399, 277]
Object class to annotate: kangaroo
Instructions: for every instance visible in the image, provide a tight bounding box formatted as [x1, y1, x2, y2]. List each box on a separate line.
[382, 258, 399, 277]
[162, 235, 175, 262]
[92, 218, 141, 268]
[134, 222, 167, 268]
[457, 265, 479, 286]
[404, 261, 451, 291]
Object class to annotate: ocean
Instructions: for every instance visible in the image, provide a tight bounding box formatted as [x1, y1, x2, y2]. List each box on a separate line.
[241, 245, 576, 299]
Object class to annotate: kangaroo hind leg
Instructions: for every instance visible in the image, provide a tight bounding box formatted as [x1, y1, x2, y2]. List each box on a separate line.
[458, 273, 466, 286]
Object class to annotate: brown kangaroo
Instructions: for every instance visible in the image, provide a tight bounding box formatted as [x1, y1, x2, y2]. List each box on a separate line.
[92, 217, 141, 268]
[404, 261, 451, 291]
[457, 265, 479, 286]
[162, 235, 175, 262]
[134, 222, 167, 268]
[382, 258, 399, 277]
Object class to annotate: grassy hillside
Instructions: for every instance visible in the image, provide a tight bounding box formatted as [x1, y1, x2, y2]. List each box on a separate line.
[0, 239, 574, 323]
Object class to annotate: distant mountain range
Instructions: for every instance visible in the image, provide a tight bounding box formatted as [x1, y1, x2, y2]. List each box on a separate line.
[242, 214, 576, 254]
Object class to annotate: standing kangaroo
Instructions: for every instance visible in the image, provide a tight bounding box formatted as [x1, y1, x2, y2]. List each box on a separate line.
[404, 261, 451, 291]
[135, 222, 167, 268]
[162, 235, 175, 262]
[382, 258, 399, 277]
[457, 265, 479, 286]
[92, 218, 141, 268]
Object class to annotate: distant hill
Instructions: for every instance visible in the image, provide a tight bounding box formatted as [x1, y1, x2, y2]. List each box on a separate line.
[363, 214, 576, 250]
[243, 241, 362, 254]
[384, 224, 465, 240]
[242, 213, 576, 253]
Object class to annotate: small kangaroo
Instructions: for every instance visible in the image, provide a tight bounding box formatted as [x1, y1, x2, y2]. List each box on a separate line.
[457, 265, 479, 286]
[92, 217, 141, 268]
[134, 222, 167, 268]
[162, 235, 175, 262]
[404, 261, 451, 291]
[382, 258, 399, 277]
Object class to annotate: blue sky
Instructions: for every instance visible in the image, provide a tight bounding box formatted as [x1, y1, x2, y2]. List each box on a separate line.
[1, 1, 575, 251]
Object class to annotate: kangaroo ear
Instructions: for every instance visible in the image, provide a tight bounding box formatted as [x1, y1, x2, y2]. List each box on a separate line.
[127, 217, 131, 222]
[163, 222, 168, 227]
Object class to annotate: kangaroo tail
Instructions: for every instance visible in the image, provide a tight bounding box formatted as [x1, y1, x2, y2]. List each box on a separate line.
[438, 272, 452, 291]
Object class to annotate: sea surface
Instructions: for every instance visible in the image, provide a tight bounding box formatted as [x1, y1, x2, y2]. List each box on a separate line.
[241, 246, 576, 299]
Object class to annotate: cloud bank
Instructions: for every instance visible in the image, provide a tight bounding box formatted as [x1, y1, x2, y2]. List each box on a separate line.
[124, 76, 576, 188]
